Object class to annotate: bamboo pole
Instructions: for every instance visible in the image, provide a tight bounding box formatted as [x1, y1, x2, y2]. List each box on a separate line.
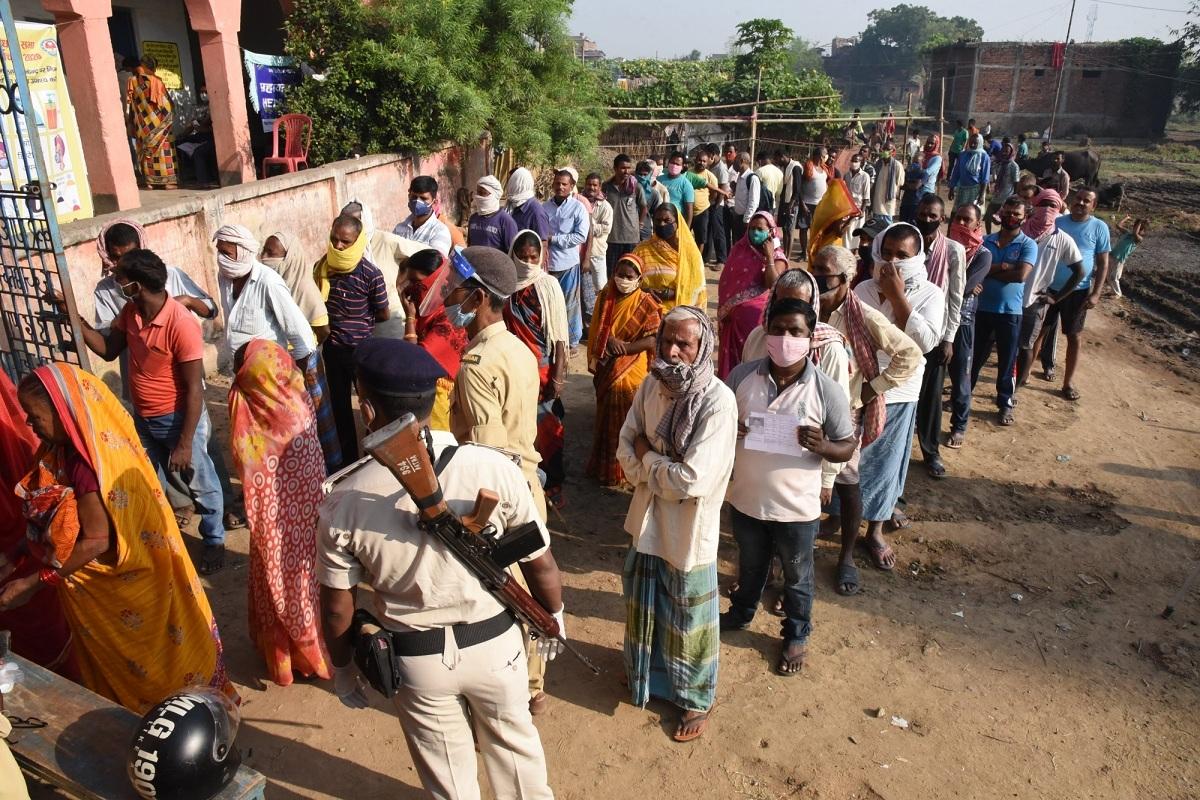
[905, 91, 913, 146]
[1048, 0, 1078, 142]
[606, 115, 937, 126]
[749, 66, 763, 164]
[600, 94, 842, 113]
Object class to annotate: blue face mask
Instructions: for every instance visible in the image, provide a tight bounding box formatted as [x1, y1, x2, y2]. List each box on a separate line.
[444, 301, 476, 329]
[409, 198, 433, 217]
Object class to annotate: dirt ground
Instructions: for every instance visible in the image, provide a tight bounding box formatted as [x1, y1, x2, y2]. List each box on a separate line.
[163, 235, 1200, 800]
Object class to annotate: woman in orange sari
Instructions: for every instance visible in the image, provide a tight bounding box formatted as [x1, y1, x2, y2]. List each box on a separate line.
[2, 363, 234, 713]
[585, 253, 662, 487]
[0, 370, 73, 675]
[229, 340, 331, 686]
[126, 55, 177, 189]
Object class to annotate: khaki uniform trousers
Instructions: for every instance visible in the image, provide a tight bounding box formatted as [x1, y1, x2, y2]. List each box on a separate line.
[392, 624, 554, 800]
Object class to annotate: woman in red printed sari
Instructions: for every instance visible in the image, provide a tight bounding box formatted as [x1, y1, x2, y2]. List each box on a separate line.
[126, 55, 177, 189]
[505, 230, 571, 508]
[229, 339, 331, 686]
[585, 253, 662, 487]
[397, 249, 469, 432]
[717, 210, 787, 379]
[0, 370, 73, 675]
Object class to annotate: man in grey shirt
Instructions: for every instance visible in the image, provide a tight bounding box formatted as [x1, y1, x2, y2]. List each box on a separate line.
[602, 152, 647, 274]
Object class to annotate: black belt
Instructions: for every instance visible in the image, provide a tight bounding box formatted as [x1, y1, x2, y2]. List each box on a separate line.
[389, 610, 516, 657]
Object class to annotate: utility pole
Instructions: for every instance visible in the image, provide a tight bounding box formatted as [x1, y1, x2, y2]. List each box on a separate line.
[1048, 0, 1078, 143]
[939, 77, 946, 178]
[749, 65, 762, 164]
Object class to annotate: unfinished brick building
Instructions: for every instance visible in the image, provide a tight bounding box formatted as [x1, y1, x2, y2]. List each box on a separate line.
[924, 41, 1182, 139]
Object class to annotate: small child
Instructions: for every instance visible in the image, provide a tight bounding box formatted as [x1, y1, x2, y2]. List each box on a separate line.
[1108, 215, 1147, 297]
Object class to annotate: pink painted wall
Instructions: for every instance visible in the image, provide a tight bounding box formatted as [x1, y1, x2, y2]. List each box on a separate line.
[58, 145, 478, 376]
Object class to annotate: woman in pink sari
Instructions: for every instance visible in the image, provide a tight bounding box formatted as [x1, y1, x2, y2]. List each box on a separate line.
[229, 339, 330, 686]
[717, 210, 787, 378]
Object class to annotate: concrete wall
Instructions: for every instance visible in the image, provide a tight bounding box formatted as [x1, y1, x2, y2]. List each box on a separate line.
[57, 144, 477, 377]
[925, 42, 1181, 139]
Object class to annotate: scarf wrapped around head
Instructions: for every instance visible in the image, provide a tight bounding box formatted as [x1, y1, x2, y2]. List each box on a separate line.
[948, 221, 984, 265]
[213, 224, 260, 280]
[920, 140, 945, 179]
[506, 167, 536, 207]
[997, 143, 1015, 164]
[961, 139, 988, 178]
[262, 230, 328, 327]
[650, 305, 715, 459]
[97, 219, 146, 276]
[509, 229, 569, 350]
[869, 221, 928, 288]
[1022, 189, 1061, 240]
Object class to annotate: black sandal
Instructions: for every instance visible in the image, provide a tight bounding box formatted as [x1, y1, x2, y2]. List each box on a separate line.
[836, 563, 861, 596]
[777, 642, 807, 676]
[199, 544, 225, 576]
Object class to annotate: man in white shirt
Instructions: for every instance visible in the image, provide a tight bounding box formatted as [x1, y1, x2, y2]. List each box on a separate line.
[732, 153, 762, 243]
[617, 306, 737, 743]
[392, 175, 453, 256]
[754, 151, 783, 216]
[871, 143, 905, 223]
[722, 296, 855, 675]
[844, 154, 872, 248]
[853, 223, 944, 570]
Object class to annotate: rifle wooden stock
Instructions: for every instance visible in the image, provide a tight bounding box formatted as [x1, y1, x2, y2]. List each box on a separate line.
[361, 414, 448, 521]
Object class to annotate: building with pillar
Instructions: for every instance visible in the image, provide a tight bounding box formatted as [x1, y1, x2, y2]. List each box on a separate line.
[9, 0, 291, 214]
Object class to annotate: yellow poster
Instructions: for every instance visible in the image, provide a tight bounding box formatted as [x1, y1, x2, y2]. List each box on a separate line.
[142, 41, 182, 90]
[0, 22, 93, 223]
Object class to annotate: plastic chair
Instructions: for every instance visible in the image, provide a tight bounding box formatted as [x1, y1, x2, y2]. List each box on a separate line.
[261, 114, 312, 178]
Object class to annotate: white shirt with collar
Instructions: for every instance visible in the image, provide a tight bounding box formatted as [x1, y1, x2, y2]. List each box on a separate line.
[854, 276, 945, 404]
[616, 375, 738, 572]
[1024, 229, 1082, 306]
[393, 213, 453, 256]
[219, 261, 316, 360]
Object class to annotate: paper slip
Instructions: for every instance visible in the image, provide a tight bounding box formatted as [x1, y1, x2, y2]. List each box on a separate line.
[744, 411, 808, 457]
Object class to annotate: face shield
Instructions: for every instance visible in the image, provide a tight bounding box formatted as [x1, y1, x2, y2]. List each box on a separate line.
[418, 246, 477, 317]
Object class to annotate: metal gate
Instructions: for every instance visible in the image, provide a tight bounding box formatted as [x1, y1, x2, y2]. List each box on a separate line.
[0, 0, 88, 382]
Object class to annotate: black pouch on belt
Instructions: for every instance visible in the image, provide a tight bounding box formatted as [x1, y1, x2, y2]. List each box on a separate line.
[351, 608, 401, 698]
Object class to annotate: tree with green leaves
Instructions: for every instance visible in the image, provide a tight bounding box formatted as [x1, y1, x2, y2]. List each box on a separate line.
[282, 0, 605, 166]
[790, 38, 824, 74]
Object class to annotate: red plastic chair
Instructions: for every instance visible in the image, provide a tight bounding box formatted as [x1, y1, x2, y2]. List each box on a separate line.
[261, 113, 312, 178]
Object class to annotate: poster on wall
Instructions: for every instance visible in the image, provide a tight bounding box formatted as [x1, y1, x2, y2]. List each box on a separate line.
[0, 22, 93, 223]
[141, 41, 182, 90]
[242, 50, 302, 134]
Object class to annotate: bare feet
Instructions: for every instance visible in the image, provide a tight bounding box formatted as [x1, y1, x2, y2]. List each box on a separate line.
[529, 692, 550, 716]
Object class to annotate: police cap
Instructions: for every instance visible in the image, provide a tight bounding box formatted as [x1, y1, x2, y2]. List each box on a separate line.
[354, 337, 447, 396]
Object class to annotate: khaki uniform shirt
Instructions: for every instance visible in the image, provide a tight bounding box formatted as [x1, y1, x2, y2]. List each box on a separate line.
[451, 321, 542, 490]
[316, 430, 549, 633]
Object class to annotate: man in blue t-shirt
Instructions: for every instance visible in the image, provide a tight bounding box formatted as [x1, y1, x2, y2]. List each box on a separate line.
[1031, 187, 1110, 401]
[656, 151, 695, 224]
[972, 197, 1038, 426]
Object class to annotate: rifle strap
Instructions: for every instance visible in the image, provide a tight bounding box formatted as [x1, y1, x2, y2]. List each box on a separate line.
[411, 445, 459, 512]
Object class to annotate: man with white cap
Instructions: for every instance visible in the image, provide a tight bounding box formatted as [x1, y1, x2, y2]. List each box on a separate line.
[467, 175, 519, 253]
[541, 167, 591, 349]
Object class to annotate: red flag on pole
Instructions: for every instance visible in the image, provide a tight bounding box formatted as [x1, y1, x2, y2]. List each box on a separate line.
[1051, 42, 1066, 70]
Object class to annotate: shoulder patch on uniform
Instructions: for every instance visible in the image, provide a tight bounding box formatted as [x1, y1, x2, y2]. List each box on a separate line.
[461, 353, 482, 365]
[321, 456, 375, 495]
[461, 442, 523, 468]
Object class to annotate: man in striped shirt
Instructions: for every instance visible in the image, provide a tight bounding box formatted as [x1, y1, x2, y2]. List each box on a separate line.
[318, 214, 390, 466]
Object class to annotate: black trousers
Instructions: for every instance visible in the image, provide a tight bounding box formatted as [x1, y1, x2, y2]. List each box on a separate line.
[916, 347, 946, 461]
[690, 208, 710, 257]
[731, 215, 748, 244]
[322, 341, 360, 467]
[707, 203, 728, 263]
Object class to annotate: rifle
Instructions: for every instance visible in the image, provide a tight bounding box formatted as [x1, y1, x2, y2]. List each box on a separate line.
[362, 414, 600, 674]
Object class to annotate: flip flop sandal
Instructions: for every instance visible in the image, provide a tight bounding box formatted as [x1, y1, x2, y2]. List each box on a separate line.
[999, 409, 1015, 426]
[1043, 368, 1056, 382]
[1062, 386, 1080, 401]
[885, 511, 911, 532]
[947, 431, 965, 449]
[673, 711, 710, 742]
[224, 509, 247, 529]
[529, 692, 550, 716]
[866, 542, 896, 572]
[199, 544, 225, 576]
[174, 509, 193, 529]
[836, 563, 861, 596]
[776, 643, 807, 676]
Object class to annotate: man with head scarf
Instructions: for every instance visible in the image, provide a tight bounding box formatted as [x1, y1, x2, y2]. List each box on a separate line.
[853, 223, 945, 570]
[467, 175, 519, 252]
[984, 142, 1021, 234]
[617, 306, 738, 743]
[870, 143, 905, 223]
[341, 199, 421, 317]
[505, 167, 551, 242]
[947, 133, 991, 211]
[943, 203, 994, 451]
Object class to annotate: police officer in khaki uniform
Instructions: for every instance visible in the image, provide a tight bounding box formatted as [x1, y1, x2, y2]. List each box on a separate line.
[445, 246, 553, 712]
[318, 338, 565, 799]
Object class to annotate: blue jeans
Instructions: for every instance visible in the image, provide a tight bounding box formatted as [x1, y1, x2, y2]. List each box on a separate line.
[552, 266, 583, 348]
[949, 296, 976, 433]
[971, 310, 1021, 410]
[134, 409, 225, 546]
[726, 509, 818, 645]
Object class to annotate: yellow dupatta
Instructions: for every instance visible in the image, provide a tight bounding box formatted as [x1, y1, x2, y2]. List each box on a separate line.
[806, 178, 861, 264]
[633, 206, 707, 312]
[18, 363, 234, 712]
[313, 229, 368, 300]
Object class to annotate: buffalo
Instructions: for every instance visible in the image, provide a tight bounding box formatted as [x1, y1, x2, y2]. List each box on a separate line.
[1018, 149, 1102, 189]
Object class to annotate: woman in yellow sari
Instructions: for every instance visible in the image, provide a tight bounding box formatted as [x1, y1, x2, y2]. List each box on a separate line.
[0, 363, 234, 713]
[633, 203, 707, 313]
[585, 253, 662, 487]
[126, 55, 177, 189]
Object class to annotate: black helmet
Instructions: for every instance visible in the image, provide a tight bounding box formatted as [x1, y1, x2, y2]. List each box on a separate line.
[128, 687, 241, 800]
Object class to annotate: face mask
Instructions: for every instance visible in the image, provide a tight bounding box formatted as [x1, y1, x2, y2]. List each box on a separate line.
[814, 273, 841, 295]
[749, 229, 771, 246]
[613, 276, 640, 295]
[118, 280, 138, 299]
[766, 335, 811, 368]
[409, 198, 433, 217]
[260, 256, 283, 269]
[473, 194, 500, 215]
[217, 252, 253, 280]
[874, 254, 925, 285]
[914, 218, 941, 237]
[858, 244, 873, 263]
[444, 299, 476, 329]
[654, 222, 676, 240]
[666, 163, 683, 178]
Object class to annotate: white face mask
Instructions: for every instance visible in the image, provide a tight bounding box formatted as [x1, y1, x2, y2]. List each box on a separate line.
[473, 194, 500, 215]
[613, 276, 640, 295]
[872, 254, 925, 287]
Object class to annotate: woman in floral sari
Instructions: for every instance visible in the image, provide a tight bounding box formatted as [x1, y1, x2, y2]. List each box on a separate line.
[585, 253, 662, 487]
[0, 370, 73, 675]
[126, 55, 177, 189]
[633, 203, 707, 313]
[717, 210, 786, 379]
[229, 340, 331, 686]
[2, 363, 234, 713]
